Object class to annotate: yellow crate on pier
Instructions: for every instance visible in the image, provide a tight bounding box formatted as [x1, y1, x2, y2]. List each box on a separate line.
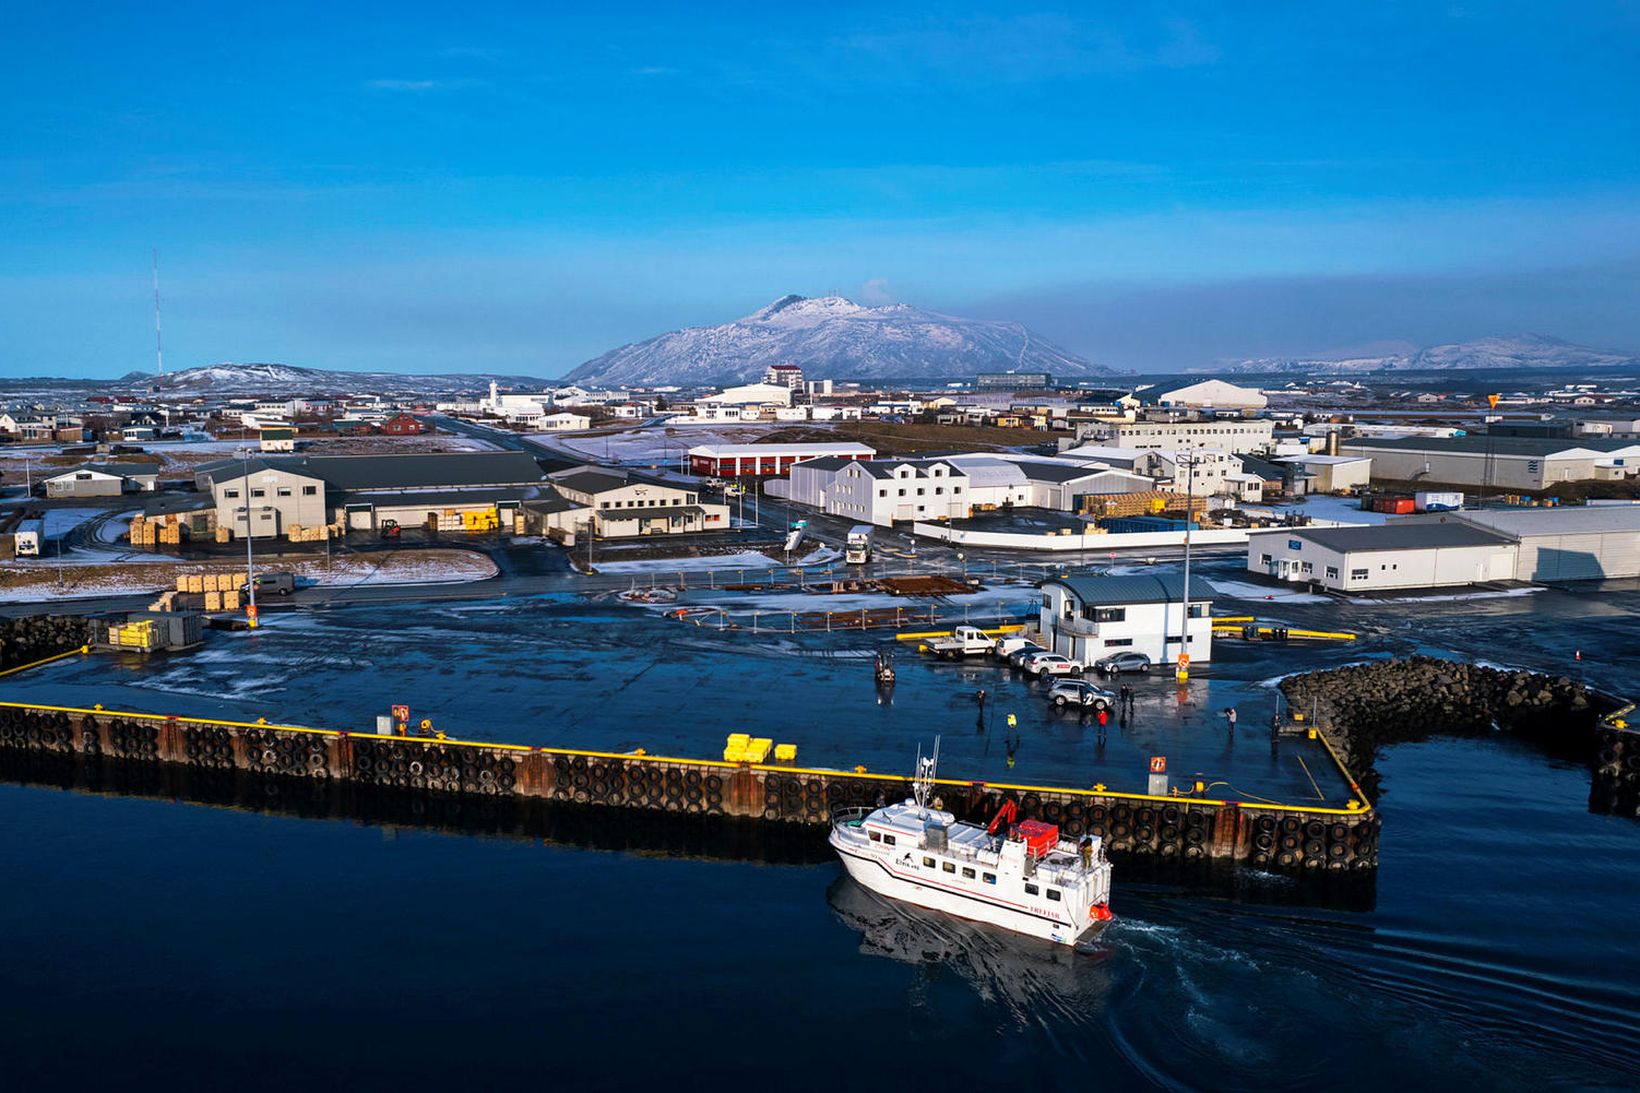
[723, 733, 751, 761]
[773, 743, 797, 763]
[743, 737, 773, 763]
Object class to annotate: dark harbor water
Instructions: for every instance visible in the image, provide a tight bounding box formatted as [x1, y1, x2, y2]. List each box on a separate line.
[2, 588, 1638, 1089]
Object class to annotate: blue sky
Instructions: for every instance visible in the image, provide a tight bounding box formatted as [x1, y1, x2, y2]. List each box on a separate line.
[3, 2, 1639, 377]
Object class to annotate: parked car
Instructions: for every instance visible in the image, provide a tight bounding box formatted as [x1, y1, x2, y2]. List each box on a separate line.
[993, 635, 1038, 661]
[240, 572, 296, 596]
[1093, 651, 1152, 675]
[1004, 642, 1047, 669]
[1046, 679, 1117, 711]
[1020, 651, 1082, 678]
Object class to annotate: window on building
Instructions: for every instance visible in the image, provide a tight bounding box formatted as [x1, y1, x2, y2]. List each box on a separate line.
[1187, 603, 1208, 618]
[916, 487, 925, 496]
[302, 486, 317, 496]
[1301, 562, 1313, 574]
[897, 489, 906, 497]
[1350, 569, 1368, 580]
[982, 872, 996, 885]
[277, 488, 291, 497]
[878, 489, 887, 497]
[1260, 553, 1273, 564]
[953, 486, 962, 495]
[1024, 882, 1040, 896]
[1087, 606, 1125, 623]
[1104, 638, 1133, 647]
[224, 488, 239, 499]
[934, 486, 944, 495]
[251, 489, 265, 498]
[1326, 566, 1339, 578]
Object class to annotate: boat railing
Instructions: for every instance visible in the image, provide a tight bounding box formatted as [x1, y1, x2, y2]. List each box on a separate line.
[829, 806, 873, 830]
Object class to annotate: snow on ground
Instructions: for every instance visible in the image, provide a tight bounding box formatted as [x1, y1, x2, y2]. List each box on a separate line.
[594, 545, 837, 574]
[0, 550, 497, 603]
[1206, 577, 1332, 604]
[1354, 587, 1543, 605]
[529, 424, 781, 466]
[39, 508, 102, 540]
[1243, 494, 1384, 526]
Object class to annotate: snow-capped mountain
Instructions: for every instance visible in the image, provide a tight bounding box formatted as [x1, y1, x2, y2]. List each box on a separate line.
[1213, 334, 1640, 375]
[117, 362, 549, 396]
[563, 295, 1110, 385]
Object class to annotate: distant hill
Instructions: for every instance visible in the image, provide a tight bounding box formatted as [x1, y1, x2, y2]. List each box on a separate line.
[563, 294, 1113, 386]
[1213, 333, 1640, 375]
[109, 362, 550, 396]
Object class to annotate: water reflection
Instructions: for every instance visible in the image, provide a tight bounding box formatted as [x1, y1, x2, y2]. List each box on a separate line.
[826, 873, 1115, 1029]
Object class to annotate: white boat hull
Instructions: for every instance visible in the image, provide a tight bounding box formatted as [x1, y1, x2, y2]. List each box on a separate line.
[831, 835, 1092, 946]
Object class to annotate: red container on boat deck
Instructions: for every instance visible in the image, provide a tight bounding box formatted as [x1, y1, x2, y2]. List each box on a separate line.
[1015, 820, 1059, 857]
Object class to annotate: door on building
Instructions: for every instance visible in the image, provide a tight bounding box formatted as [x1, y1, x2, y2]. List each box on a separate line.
[345, 504, 375, 531]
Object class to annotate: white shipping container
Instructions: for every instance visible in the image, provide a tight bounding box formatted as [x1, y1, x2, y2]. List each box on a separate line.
[14, 519, 44, 556]
[1415, 491, 1464, 512]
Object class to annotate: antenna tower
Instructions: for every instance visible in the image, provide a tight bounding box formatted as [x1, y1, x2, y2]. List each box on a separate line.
[152, 249, 165, 375]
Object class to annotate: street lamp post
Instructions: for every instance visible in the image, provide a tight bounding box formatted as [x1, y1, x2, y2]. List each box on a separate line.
[1177, 451, 1194, 681]
[238, 448, 258, 628]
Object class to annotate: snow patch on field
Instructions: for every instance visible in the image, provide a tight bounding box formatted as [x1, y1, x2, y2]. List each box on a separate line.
[1206, 578, 1331, 604]
[0, 549, 497, 603]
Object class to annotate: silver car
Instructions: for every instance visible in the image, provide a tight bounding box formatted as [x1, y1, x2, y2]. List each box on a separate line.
[1047, 679, 1117, 711]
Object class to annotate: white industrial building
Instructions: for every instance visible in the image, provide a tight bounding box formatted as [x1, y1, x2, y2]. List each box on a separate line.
[1153, 379, 1269, 411]
[1275, 454, 1373, 493]
[1339, 436, 1640, 490]
[1037, 574, 1214, 666]
[1249, 523, 1518, 592]
[1060, 446, 1252, 501]
[1249, 504, 1640, 589]
[1430, 505, 1640, 581]
[536, 412, 593, 431]
[1072, 417, 1275, 453]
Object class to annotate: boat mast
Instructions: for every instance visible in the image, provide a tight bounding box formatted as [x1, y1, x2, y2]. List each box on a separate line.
[913, 735, 940, 810]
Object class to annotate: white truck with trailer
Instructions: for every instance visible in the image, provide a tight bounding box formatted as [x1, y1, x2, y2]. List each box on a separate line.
[845, 525, 873, 564]
[14, 518, 43, 557]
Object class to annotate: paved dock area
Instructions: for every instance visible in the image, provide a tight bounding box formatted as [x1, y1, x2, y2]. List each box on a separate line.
[5, 592, 1353, 806]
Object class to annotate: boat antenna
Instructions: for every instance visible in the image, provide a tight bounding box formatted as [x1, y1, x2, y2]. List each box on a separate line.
[152, 248, 165, 376]
[913, 735, 941, 810]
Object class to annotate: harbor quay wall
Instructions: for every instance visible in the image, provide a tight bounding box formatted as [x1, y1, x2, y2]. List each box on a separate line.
[1593, 716, 1640, 818]
[1278, 655, 1613, 802]
[0, 699, 1379, 873]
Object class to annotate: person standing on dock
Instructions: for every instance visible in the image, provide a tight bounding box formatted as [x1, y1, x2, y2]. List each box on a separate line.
[1224, 707, 1238, 734]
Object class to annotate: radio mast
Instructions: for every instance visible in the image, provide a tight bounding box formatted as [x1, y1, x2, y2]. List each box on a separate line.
[152, 248, 165, 375]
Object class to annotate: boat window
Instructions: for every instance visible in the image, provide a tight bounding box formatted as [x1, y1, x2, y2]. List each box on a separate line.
[982, 872, 996, 885]
[869, 831, 881, 842]
[942, 862, 955, 874]
[1024, 883, 1039, 896]
[883, 835, 895, 846]
[922, 856, 935, 868]
[961, 867, 975, 879]
[1046, 889, 1062, 901]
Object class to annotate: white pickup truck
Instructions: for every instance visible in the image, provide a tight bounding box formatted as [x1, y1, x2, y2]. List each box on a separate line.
[926, 625, 995, 660]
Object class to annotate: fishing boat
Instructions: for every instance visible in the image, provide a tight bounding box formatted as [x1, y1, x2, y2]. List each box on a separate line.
[827, 741, 1114, 946]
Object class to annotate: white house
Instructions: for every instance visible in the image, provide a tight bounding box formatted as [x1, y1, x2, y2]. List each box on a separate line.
[537, 412, 593, 431]
[787, 457, 969, 526]
[1037, 573, 1214, 666]
[42, 463, 160, 498]
[713, 383, 793, 407]
[1274, 454, 1373, 493]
